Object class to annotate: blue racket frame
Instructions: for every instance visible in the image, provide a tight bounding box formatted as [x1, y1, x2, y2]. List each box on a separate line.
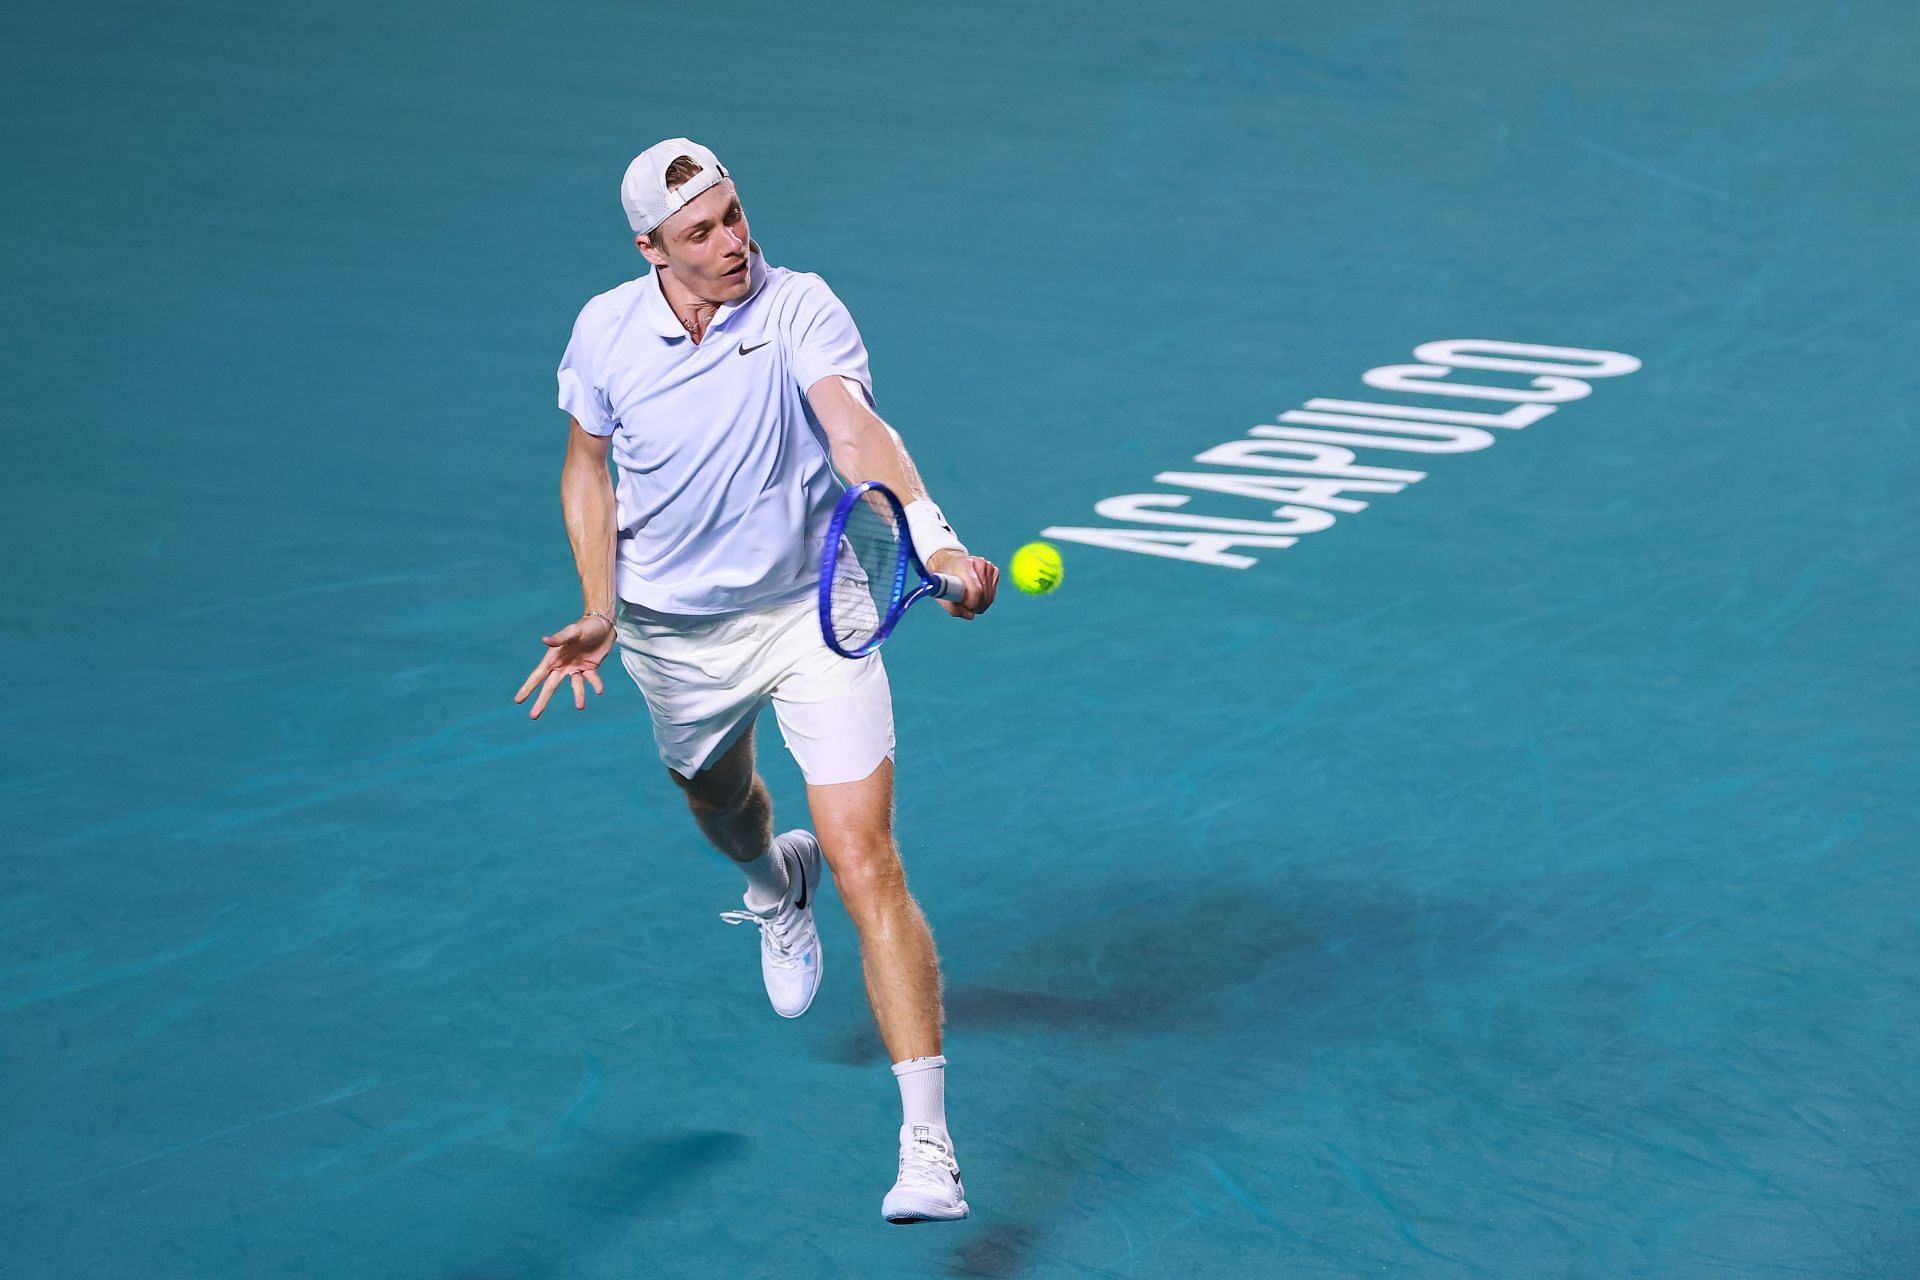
[819, 480, 938, 659]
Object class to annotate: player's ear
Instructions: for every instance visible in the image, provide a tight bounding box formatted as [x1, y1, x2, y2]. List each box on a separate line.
[636, 232, 668, 267]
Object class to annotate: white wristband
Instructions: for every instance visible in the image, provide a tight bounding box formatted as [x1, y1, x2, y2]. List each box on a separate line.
[904, 498, 965, 560]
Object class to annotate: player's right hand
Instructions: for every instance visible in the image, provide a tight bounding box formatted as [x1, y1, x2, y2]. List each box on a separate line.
[515, 614, 616, 719]
[927, 549, 999, 620]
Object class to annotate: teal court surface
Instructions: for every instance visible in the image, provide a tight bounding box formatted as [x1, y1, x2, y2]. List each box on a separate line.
[2, 1, 1916, 1276]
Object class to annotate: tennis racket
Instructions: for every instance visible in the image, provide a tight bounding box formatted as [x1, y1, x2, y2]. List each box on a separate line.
[819, 480, 967, 658]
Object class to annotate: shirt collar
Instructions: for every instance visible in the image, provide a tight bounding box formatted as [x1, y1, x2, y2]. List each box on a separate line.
[640, 247, 769, 342]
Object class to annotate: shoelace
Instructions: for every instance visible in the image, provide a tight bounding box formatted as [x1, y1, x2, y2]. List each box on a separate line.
[718, 901, 812, 969]
[895, 1135, 960, 1192]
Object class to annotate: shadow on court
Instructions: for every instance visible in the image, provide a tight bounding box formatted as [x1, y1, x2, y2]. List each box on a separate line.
[442, 1129, 750, 1280]
[944, 1221, 1045, 1280]
[817, 855, 1720, 1274]
[813, 860, 1531, 1277]
[821, 867, 1471, 1063]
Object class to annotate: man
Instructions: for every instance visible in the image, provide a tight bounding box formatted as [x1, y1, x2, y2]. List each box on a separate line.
[514, 137, 998, 1224]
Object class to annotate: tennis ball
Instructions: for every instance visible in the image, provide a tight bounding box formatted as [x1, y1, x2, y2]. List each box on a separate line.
[1010, 541, 1064, 595]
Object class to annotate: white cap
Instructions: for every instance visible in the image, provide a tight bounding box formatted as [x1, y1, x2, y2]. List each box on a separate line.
[620, 137, 731, 235]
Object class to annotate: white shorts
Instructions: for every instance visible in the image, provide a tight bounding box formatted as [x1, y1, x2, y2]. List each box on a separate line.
[615, 594, 895, 785]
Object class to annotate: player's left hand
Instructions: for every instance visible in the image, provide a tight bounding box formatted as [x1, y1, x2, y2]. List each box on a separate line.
[927, 549, 999, 620]
[514, 613, 616, 718]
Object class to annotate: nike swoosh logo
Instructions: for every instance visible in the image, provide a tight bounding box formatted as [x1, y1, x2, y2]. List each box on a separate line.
[793, 849, 810, 909]
[738, 340, 772, 356]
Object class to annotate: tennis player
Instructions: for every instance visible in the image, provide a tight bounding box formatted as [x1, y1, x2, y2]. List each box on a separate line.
[514, 138, 998, 1224]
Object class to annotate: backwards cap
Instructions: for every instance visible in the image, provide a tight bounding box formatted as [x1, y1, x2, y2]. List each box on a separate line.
[620, 137, 731, 235]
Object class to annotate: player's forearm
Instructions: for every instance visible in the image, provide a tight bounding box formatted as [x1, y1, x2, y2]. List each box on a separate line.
[560, 453, 618, 616]
[832, 416, 928, 502]
[833, 417, 969, 561]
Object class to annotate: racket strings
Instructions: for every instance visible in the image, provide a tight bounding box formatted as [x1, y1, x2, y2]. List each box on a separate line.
[826, 498, 907, 652]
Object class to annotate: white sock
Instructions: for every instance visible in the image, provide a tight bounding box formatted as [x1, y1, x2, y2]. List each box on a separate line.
[892, 1055, 948, 1135]
[735, 843, 789, 913]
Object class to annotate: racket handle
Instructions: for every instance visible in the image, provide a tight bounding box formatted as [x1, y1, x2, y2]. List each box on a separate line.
[932, 573, 969, 602]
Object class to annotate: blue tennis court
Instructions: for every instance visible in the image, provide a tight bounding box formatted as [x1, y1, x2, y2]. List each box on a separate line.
[3, 1, 1915, 1275]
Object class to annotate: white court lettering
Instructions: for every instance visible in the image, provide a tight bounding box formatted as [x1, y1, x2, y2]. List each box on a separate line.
[1413, 340, 1641, 378]
[1047, 338, 1642, 569]
[1304, 398, 1554, 429]
[1266, 417, 1497, 454]
[1362, 364, 1592, 403]
[1095, 493, 1336, 536]
[1153, 471, 1403, 514]
[1038, 526, 1297, 569]
[1193, 439, 1427, 483]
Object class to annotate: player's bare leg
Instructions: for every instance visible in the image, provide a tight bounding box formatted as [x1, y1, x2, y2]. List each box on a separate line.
[805, 757, 940, 1056]
[672, 727, 772, 861]
[807, 757, 967, 1223]
[677, 726, 825, 1018]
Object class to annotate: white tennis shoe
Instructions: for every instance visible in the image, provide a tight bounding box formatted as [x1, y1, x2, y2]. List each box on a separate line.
[718, 830, 823, 1019]
[882, 1124, 969, 1224]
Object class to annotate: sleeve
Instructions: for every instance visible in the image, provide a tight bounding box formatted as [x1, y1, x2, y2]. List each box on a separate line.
[556, 306, 617, 436]
[784, 275, 874, 404]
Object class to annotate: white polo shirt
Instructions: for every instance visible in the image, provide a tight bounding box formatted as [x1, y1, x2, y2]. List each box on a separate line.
[556, 249, 872, 615]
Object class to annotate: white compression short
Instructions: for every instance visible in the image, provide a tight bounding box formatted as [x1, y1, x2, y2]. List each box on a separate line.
[615, 594, 895, 786]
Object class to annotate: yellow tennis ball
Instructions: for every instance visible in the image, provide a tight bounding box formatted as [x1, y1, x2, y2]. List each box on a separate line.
[1010, 541, 1064, 595]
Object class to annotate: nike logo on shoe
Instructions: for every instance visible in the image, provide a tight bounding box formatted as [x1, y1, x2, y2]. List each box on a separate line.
[792, 850, 810, 910]
[738, 340, 771, 356]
